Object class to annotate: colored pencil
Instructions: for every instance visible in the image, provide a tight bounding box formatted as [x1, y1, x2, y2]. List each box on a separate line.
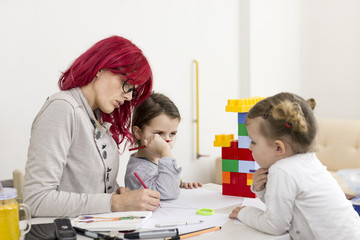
[165, 226, 221, 239]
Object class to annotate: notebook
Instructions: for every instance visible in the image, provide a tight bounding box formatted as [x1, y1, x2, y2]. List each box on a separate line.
[71, 211, 152, 231]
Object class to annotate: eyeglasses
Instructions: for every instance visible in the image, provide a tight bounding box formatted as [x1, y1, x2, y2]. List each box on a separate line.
[122, 80, 138, 99]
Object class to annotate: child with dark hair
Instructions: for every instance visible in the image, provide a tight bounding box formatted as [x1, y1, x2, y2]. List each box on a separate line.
[229, 92, 360, 239]
[125, 92, 201, 200]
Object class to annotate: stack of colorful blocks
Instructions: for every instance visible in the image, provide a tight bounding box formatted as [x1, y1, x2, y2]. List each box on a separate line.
[214, 97, 265, 198]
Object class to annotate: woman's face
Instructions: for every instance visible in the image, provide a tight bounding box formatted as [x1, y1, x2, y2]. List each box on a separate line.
[93, 69, 135, 114]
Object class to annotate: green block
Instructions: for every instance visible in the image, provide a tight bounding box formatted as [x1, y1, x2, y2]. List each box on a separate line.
[222, 159, 239, 172]
[238, 123, 248, 136]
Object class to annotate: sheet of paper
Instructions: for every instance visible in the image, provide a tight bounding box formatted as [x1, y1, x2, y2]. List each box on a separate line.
[162, 187, 244, 210]
[142, 188, 265, 234]
[142, 205, 229, 234]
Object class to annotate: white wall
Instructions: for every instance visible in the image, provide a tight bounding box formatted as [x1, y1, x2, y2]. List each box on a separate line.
[249, 0, 300, 97]
[299, 0, 360, 119]
[0, 0, 241, 184]
[2, 0, 360, 185]
[249, 0, 360, 119]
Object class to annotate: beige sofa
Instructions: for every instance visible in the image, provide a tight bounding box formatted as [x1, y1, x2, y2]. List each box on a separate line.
[316, 118, 360, 198]
[215, 117, 360, 198]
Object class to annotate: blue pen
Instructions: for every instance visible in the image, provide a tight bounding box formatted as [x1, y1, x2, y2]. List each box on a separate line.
[124, 228, 178, 239]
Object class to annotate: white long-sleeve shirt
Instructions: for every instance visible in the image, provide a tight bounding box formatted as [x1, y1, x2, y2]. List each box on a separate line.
[24, 88, 119, 217]
[125, 154, 182, 200]
[237, 152, 360, 240]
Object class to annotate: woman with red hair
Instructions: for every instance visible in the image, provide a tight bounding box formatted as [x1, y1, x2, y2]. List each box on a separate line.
[24, 36, 160, 217]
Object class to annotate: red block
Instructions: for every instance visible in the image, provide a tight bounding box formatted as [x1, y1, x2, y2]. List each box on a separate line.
[230, 172, 239, 184]
[238, 172, 248, 185]
[222, 140, 238, 159]
[238, 148, 254, 161]
[222, 183, 256, 198]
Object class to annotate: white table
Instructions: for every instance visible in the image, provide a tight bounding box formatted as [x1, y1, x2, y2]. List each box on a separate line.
[29, 184, 290, 240]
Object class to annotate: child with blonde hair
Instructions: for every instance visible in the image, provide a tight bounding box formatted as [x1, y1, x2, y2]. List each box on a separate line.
[125, 92, 201, 200]
[229, 92, 360, 239]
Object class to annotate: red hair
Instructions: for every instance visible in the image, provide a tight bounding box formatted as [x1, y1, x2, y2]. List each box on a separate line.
[58, 36, 153, 148]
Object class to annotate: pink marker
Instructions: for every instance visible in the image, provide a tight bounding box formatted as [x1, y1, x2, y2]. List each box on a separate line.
[133, 171, 148, 189]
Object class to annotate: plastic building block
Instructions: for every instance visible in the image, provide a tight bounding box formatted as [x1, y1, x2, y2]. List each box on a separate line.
[225, 97, 266, 113]
[238, 112, 247, 123]
[238, 148, 254, 161]
[247, 173, 254, 185]
[238, 160, 259, 174]
[222, 184, 256, 198]
[238, 136, 251, 148]
[214, 134, 234, 147]
[215, 96, 265, 198]
[230, 172, 239, 184]
[222, 159, 239, 172]
[221, 140, 238, 159]
[238, 123, 248, 136]
[222, 171, 230, 184]
[238, 172, 248, 185]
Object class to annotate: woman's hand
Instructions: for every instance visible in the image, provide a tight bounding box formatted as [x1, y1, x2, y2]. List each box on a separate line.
[253, 168, 268, 191]
[111, 189, 160, 212]
[181, 182, 202, 189]
[115, 187, 130, 194]
[229, 206, 246, 219]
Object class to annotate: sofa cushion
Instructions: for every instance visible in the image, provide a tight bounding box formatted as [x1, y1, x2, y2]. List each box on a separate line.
[315, 118, 360, 171]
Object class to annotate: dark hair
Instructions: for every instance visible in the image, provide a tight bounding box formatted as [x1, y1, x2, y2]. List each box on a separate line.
[132, 92, 181, 145]
[246, 92, 317, 153]
[58, 36, 153, 147]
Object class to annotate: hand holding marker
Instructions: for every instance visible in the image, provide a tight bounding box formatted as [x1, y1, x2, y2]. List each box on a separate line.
[133, 171, 160, 207]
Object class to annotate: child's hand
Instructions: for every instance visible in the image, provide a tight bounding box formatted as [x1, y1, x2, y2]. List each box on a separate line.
[181, 182, 202, 189]
[229, 206, 246, 219]
[253, 168, 268, 191]
[144, 134, 172, 158]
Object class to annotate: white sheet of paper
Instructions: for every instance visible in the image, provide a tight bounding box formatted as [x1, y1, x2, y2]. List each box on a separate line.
[141, 187, 265, 234]
[162, 187, 244, 210]
[142, 205, 229, 234]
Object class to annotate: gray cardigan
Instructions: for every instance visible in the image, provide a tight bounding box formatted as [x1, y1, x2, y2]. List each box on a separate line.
[24, 88, 119, 217]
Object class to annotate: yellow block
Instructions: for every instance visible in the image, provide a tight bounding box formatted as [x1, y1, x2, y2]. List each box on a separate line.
[246, 173, 253, 186]
[247, 179, 253, 186]
[213, 134, 234, 147]
[225, 97, 266, 113]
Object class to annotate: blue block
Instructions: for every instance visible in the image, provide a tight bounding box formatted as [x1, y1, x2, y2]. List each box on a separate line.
[238, 113, 247, 123]
[238, 160, 260, 173]
[238, 136, 251, 148]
